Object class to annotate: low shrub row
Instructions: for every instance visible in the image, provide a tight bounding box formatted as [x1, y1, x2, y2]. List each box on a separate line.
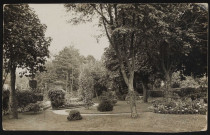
[152, 98, 207, 115]
[18, 101, 44, 113]
[16, 90, 44, 108]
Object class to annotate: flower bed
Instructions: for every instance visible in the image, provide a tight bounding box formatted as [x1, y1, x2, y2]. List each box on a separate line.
[152, 98, 207, 115]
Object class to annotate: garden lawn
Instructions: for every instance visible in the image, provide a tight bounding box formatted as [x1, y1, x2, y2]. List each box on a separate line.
[65, 101, 152, 114]
[2, 101, 207, 132]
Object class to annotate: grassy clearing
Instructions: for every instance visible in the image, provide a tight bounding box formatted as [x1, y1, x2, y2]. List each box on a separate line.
[2, 100, 207, 132]
[65, 101, 152, 114]
[2, 109, 206, 132]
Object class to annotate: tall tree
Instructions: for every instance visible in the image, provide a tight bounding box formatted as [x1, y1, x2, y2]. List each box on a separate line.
[3, 4, 51, 118]
[52, 46, 82, 93]
[64, 3, 208, 117]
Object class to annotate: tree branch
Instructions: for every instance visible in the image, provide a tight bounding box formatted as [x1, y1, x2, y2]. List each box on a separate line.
[90, 4, 110, 25]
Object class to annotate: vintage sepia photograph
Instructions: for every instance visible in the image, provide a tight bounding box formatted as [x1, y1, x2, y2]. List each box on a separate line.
[2, 3, 208, 132]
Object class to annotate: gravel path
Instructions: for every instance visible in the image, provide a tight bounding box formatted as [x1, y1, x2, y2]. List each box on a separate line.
[52, 109, 141, 116]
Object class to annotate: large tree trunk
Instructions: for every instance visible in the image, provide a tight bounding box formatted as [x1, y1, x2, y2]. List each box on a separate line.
[164, 71, 172, 100]
[142, 82, 148, 103]
[10, 65, 18, 119]
[127, 72, 138, 118]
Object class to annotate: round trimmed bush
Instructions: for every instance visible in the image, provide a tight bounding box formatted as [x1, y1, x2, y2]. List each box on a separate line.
[48, 89, 66, 109]
[67, 110, 82, 121]
[97, 100, 113, 112]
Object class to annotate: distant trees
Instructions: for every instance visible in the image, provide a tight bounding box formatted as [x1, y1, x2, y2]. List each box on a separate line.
[3, 4, 51, 118]
[52, 46, 83, 93]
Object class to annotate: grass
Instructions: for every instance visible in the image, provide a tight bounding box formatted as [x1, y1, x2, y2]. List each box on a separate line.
[65, 101, 152, 114]
[2, 100, 207, 132]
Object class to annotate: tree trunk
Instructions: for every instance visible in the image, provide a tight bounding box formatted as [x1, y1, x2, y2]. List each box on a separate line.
[165, 71, 172, 100]
[71, 68, 73, 94]
[95, 89, 98, 100]
[10, 66, 18, 119]
[128, 72, 138, 118]
[66, 72, 68, 93]
[142, 82, 148, 103]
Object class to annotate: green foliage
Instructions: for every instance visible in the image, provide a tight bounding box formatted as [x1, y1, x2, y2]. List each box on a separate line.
[48, 89, 66, 109]
[67, 110, 82, 121]
[3, 4, 51, 77]
[78, 60, 108, 108]
[100, 91, 118, 105]
[97, 100, 113, 112]
[125, 91, 141, 101]
[52, 46, 83, 92]
[2, 89, 10, 114]
[3, 4, 51, 118]
[16, 90, 44, 108]
[171, 82, 180, 88]
[173, 87, 207, 101]
[65, 4, 207, 98]
[23, 101, 44, 113]
[152, 98, 207, 115]
[149, 90, 164, 97]
[29, 80, 37, 89]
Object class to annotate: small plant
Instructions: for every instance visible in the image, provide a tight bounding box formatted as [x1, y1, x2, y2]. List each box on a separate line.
[48, 89, 66, 109]
[67, 110, 82, 121]
[100, 91, 118, 105]
[97, 100, 113, 112]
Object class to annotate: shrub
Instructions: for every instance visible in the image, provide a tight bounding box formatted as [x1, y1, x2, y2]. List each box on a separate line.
[16, 90, 44, 108]
[100, 91, 118, 105]
[23, 101, 44, 113]
[2, 89, 10, 114]
[171, 82, 180, 88]
[67, 110, 82, 121]
[117, 94, 127, 101]
[97, 100, 113, 112]
[48, 89, 66, 109]
[29, 80, 37, 89]
[149, 90, 164, 97]
[152, 98, 207, 115]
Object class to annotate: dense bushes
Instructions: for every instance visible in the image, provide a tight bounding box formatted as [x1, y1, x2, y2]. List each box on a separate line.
[22, 101, 44, 113]
[2, 89, 10, 114]
[48, 89, 66, 109]
[16, 90, 43, 108]
[29, 80, 37, 89]
[172, 87, 207, 101]
[67, 110, 82, 121]
[152, 98, 207, 115]
[100, 91, 118, 105]
[97, 100, 113, 112]
[149, 90, 164, 97]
